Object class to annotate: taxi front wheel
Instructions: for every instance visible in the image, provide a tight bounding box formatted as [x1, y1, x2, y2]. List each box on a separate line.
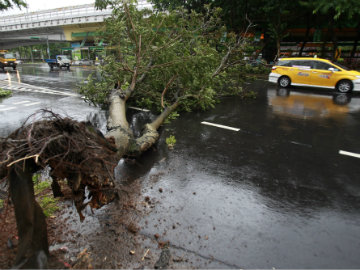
[336, 80, 353, 93]
[278, 76, 291, 88]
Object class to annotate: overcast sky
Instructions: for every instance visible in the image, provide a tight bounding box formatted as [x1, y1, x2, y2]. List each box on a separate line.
[1, 0, 94, 15]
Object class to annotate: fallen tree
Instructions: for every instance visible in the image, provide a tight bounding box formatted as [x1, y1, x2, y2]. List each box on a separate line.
[0, 0, 254, 268]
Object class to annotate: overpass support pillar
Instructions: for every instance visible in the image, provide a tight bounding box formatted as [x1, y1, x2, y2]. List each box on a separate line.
[30, 46, 34, 63]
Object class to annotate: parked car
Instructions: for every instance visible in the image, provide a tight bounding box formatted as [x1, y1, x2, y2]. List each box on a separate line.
[269, 57, 360, 93]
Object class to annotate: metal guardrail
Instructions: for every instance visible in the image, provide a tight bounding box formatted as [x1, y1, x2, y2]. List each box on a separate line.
[0, 0, 152, 32]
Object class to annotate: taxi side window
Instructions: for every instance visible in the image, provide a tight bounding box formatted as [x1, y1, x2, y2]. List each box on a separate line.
[313, 61, 340, 71]
[313, 61, 330, 70]
[277, 60, 292, 67]
[291, 60, 312, 69]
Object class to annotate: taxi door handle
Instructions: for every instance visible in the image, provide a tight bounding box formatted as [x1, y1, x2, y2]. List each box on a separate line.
[312, 71, 318, 73]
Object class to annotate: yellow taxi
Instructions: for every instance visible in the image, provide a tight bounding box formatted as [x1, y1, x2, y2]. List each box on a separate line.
[0, 50, 17, 71]
[268, 57, 360, 93]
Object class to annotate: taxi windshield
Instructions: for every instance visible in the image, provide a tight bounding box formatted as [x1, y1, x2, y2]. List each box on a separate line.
[332, 61, 350, 71]
[4, 53, 15, 59]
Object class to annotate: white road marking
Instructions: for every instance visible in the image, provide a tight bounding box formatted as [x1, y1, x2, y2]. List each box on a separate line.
[290, 141, 312, 148]
[128, 106, 150, 112]
[23, 102, 41, 107]
[13, 100, 30, 105]
[339, 150, 360, 159]
[0, 107, 16, 112]
[201, 121, 240, 132]
[0, 82, 79, 97]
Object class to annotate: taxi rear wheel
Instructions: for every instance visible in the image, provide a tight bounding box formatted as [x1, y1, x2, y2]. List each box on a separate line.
[336, 80, 353, 93]
[278, 76, 291, 88]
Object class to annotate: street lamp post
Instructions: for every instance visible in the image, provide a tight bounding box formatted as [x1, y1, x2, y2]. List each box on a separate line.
[30, 36, 51, 59]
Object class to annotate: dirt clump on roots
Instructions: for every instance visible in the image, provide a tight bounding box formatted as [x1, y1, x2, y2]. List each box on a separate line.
[0, 178, 147, 269]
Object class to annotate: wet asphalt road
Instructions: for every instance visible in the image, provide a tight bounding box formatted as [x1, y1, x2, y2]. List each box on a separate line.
[1, 64, 360, 268]
[135, 82, 360, 268]
[0, 64, 104, 137]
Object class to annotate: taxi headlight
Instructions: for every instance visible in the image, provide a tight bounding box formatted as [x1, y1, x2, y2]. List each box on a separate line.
[4, 61, 7, 64]
[356, 76, 360, 79]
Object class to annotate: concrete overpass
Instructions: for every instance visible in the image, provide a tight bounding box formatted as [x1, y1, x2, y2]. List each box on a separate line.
[0, 1, 152, 49]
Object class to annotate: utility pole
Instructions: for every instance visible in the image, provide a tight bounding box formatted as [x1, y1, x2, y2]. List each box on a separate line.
[46, 36, 50, 58]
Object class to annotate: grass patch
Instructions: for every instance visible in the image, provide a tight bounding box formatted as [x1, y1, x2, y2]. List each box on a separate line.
[33, 174, 60, 217]
[0, 199, 3, 209]
[0, 88, 12, 98]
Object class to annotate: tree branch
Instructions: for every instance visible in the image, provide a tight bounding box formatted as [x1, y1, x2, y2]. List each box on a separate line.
[124, 3, 138, 47]
[150, 100, 180, 130]
[136, 58, 153, 84]
[161, 75, 177, 108]
[212, 21, 254, 78]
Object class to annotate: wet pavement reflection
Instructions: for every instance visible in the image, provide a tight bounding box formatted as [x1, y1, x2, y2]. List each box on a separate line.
[268, 87, 359, 119]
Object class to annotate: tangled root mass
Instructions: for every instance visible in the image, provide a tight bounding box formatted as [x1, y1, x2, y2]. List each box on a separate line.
[0, 110, 120, 220]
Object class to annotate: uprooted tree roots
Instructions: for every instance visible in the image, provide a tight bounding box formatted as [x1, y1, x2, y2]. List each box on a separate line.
[0, 110, 120, 268]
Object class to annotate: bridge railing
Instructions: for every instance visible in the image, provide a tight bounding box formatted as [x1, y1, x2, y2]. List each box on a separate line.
[0, 0, 152, 31]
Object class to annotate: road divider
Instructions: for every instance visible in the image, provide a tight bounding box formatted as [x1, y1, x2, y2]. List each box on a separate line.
[339, 150, 360, 159]
[201, 121, 240, 132]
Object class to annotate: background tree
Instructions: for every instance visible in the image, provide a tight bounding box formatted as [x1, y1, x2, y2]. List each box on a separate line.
[310, 0, 360, 20]
[150, 0, 254, 31]
[300, 0, 360, 60]
[0, 0, 26, 10]
[150, 0, 360, 62]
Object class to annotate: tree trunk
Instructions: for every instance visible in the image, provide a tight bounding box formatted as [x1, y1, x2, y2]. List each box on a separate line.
[276, 38, 281, 60]
[351, 40, 358, 59]
[331, 28, 338, 61]
[9, 161, 49, 269]
[350, 24, 360, 66]
[106, 90, 133, 157]
[321, 17, 334, 58]
[105, 88, 179, 157]
[299, 25, 310, 57]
